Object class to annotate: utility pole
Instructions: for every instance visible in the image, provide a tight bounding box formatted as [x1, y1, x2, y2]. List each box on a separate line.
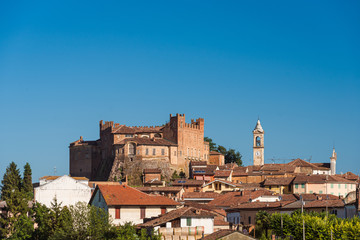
[281, 214, 283, 239]
[302, 196, 305, 240]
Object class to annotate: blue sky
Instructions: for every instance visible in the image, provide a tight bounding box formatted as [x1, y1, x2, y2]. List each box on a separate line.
[1, 1, 359, 181]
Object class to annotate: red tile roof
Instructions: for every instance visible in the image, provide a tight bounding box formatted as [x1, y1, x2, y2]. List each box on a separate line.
[214, 170, 232, 178]
[293, 175, 354, 184]
[203, 230, 256, 240]
[263, 177, 295, 186]
[94, 184, 180, 206]
[171, 179, 205, 186]
[208, 189, 274, 207]
[183, 192, 220, 199]
[138, 207, 215, 227]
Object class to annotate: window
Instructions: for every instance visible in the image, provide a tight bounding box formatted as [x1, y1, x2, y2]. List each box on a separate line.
[186, 218, 192, 226]
[319, 190, 323, 194]
[248, 216, 251, 224]
[256, 136, 261, 146]
[140, 207, 146, 219]
[125, 134, 133, 138]
[331, 184, 334, 188]
[146, 148, 149, 155]
[345, 184, 347, 189]
[153, 148, 156, 155]
[180, 151, 182, 156]
[309, 191, 313, 193]
[129, 143, 136, 155]
[115, 207, 120, 219]
[174, 151, 176, 156]
[301, 184, 305, 189]
[295, 184, 298, 189]
[338, 184, 341, 189]
[161, 149, 165, 155]
[208, 184, 212, 189]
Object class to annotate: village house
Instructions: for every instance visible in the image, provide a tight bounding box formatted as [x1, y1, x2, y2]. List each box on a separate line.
[183, 192, 220, 204]
[34, 175, 91, 208]
[292, 174, 356, 197]
[208, 151, 225, 166]
[138, 206, 215, 236]
[135, 186, 184, 201]
[202, 179, 243, 194]
[171, 179, 205, 192]
[262, 177, 294, 194]
[89, 184, 180, 225]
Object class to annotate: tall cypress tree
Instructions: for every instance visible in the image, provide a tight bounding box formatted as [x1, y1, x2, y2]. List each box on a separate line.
[1, 161, 22, 201]
[22, 162, 33, 200]
[0, 162, 31, 238]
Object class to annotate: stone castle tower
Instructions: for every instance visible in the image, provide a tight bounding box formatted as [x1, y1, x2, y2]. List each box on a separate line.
[253, 119, 264, 166]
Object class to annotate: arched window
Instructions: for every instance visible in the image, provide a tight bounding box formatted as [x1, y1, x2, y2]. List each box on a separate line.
[256, 136, 261, 146]
[128, 143, 136, 155]
[154, 133, 161, 138]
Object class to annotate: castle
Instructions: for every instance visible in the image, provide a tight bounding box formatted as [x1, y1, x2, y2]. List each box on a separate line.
[69, 114, 210, 181]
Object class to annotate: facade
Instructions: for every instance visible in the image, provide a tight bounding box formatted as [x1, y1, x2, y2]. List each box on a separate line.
[209, 151, 225, 166]
[34, 175, 91, 208]
[253, 120, 264, 166]
[293, 175, 357, 197]
[70, 114, 210, 181]
[139, 206, 215, 235]
[89, 184, 179, 225]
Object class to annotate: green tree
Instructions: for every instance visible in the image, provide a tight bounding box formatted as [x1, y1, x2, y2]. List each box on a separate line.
[0, 162, 30, 238]
[22, 163, 33, 200]
[179, 171, 186, 179]
[217, 145, 227, 155]
[171, 170, 180, 180]
[204, 137, 217, 151]
[256, 211, 270, 238]
[225, 148, 243, 166]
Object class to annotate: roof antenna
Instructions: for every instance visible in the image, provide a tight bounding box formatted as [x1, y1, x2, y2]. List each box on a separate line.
[54, 166, 57, 175]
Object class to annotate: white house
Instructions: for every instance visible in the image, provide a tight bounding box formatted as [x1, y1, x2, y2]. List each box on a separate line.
[34, 175, 91, 208]
[139, 206, 215, 235]
[89, 184, 180, 225]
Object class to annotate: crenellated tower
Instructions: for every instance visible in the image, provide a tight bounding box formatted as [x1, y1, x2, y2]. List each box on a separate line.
[253, 119, 264, 166]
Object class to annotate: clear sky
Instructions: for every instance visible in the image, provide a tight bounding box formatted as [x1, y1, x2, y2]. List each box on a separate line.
[1, 1, 359, 181]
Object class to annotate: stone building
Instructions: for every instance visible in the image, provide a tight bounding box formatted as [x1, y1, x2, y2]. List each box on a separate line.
[70, 114, 210, 181]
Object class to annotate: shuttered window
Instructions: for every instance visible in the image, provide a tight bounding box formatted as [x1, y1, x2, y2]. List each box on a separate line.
[140, 207, 146, 219]
[115, 207, 120, 219]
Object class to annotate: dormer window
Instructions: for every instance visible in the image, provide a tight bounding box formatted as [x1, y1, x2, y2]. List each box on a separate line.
[125, 134, 134, 138]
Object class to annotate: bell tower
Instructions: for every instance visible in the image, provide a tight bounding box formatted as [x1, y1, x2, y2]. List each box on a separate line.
[253, 119, 264, 166]
[330, 147, 337, 175]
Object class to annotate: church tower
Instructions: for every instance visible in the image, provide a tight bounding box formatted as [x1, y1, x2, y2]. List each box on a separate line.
[330, 147, 337, 175]
[253, 119, 264, 166]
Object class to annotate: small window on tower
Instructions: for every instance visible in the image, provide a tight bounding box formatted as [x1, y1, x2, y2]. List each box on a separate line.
[256, 136, 261, 146]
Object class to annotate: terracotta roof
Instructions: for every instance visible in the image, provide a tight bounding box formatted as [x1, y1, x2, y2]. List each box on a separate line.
[203, 179, 239, 188]
[40, 176, 89, 181]
[136, 187, 183, 193]
[230, 200, 295, 210]
[190, 161, 208, 166]
[112, 125, 163, 134]
[203, 230, 256, 240]
[192, 166, 216, 175]
[218, 163, 238, 170]
[232, 171, 248, 177]
[171, 179, 205, 187]
[214, 219, 230, 226]
[304, 199, 344, 208]
[209, 151, 223, 156]
[293, 175, 355, 184]
[115, 137, 177, 146]
[312, 163, 331, 169]
[139, 207, 215, 227]
[338, 172, 360, 181]
[143, 168, 161, 174]
[263, 177, 294, 186]
[208, 189, 274, 207]
[144, 179, 163, 185]
[278, 194, 299, 201]
[214, 170, 232, 178]
[88, 181, 120, 188]
[93, 185, 180, 206]
[287, 158, 320, 169]
[297, 193, 340, 201]
[183, 192, 220, 199]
